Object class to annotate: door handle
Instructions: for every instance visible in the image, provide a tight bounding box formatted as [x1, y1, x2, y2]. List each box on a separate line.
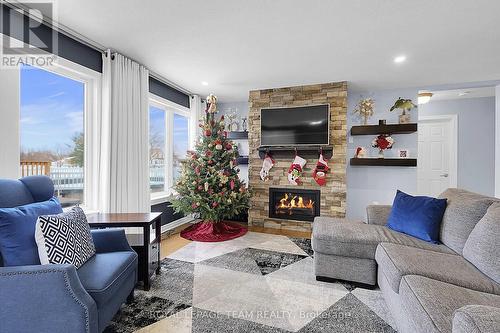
[440, 173, 449, 178]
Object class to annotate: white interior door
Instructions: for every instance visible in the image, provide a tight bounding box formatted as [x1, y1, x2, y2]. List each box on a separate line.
[417, 116, 457, 196]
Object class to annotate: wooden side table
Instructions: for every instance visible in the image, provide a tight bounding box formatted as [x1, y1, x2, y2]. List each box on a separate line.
[87, 212, 162, 291]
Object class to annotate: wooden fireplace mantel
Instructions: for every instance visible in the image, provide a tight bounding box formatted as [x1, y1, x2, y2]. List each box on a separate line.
[257, 145, 334, 159]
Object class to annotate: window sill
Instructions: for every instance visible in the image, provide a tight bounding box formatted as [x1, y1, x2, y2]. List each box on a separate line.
[151, 192, 176, 205]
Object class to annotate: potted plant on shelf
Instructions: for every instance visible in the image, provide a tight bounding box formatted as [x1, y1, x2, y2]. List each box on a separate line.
[389, 97, 417, 124]
[372, 134, 394, 158]
[353, 97, 374, 125]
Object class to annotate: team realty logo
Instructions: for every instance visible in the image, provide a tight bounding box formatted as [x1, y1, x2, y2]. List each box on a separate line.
[1, 1, 58, 68]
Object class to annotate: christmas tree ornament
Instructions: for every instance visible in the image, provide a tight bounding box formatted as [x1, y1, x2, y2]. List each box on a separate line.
[170, 93, 251, 242]
[288, 154, 307, 185]
[260, 153, 275, 181]
[312, 152, 329, 186]
[216, 143, 223, 150]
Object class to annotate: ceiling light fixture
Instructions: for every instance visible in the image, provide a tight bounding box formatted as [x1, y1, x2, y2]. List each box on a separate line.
[458, 91, 470, 96]
[418, 92, 433, 104]
[201, 81, 208, 86]
[394, 55, 407, 63]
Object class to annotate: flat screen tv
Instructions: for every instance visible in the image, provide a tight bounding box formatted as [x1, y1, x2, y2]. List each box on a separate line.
[260, 105, 329, 146]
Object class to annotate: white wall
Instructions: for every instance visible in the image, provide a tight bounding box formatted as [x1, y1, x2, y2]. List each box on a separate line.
[347, 88, 419, 220]
[0, 68, 20, 179]
[419, 97, 496, 196]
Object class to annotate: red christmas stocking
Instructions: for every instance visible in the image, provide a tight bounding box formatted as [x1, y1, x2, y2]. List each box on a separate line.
[288, 155, 307, 185]
[260, 153, 275, 181]
[312, 153, 329, 186]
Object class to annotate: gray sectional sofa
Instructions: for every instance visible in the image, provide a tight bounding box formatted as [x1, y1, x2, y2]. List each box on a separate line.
[312, 188, 500, 333]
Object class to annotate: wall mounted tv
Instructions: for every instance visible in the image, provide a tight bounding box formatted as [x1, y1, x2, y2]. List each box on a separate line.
[260, 105, 329, 146]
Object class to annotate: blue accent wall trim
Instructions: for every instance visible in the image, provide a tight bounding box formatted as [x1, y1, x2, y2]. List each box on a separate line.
[151, 201, 184, 228]
[149, 77, 190, 108]
[1, 4, 103, 72]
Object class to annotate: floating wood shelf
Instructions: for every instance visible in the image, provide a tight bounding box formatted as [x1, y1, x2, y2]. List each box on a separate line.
[236, 156, 249, 165]
[258, 145, 333, 159]
[227, 131, 248, 139]
[350, 158, 417, 167]
[350, 123, 417, 135]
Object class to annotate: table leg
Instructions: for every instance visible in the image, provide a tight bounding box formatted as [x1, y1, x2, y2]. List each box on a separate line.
[155, 216, 161, 275]
[143, 225, 151, 291]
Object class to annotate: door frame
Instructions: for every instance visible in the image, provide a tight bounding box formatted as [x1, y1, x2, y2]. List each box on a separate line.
[418, 114, 459, 189]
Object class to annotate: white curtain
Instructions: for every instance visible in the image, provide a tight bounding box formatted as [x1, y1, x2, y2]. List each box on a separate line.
[190, 95, 202, 146]
[98, 51, 150, 213]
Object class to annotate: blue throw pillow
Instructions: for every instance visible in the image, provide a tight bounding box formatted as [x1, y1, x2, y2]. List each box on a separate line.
[386, 190, 447, 243]
[0, 197, 63, 266]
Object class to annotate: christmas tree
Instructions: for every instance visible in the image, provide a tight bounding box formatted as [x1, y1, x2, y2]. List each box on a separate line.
[171, 94, 251, 242]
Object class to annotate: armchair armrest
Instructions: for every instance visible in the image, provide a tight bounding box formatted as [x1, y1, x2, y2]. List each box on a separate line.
[366, 205, 392, 225]
[453, 305, 500, 333]
[91, 228, 133, 253]
[0, 264, 98, 333]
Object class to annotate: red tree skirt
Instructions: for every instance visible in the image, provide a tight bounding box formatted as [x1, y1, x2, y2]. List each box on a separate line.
[180, 221, 248, 242]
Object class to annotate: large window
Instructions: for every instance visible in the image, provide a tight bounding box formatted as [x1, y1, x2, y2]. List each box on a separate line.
[20, 64, 85, 206]
[149, 95, 191, 200]
[149, 106, 166, 193]
[173, 113, 189, 182]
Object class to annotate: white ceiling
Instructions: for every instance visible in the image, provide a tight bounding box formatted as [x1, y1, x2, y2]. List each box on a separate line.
[426, 86, 496, 102]
[45, 0, 500, 101]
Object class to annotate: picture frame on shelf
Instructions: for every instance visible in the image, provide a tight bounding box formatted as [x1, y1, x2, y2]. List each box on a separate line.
[397, 149, 409, 158]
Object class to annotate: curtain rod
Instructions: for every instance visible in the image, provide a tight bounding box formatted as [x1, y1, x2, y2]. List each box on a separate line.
[4, 0, 194, 97]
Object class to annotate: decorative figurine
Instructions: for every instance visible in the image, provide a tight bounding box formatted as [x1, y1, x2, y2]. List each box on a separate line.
[354, 147, 367, 158]
[241, 117, 248, 132]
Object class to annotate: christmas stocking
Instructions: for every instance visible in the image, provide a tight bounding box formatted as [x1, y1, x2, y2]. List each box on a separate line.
[260, 154, 275, 181]
[288, 155, 307, 185]
[312, 153, 329, 186]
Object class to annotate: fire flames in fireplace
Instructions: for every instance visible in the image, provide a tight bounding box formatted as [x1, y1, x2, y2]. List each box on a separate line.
[276, 193, 315, 215]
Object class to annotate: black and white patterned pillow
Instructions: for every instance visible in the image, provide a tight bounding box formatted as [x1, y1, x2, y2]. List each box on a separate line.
[35, 206, 96, 268]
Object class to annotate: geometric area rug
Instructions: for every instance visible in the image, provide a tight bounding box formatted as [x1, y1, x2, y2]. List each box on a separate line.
[104, 232, 397, 333]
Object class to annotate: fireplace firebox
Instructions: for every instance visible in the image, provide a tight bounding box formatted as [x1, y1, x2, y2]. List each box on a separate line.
[269, 188, 320, 222]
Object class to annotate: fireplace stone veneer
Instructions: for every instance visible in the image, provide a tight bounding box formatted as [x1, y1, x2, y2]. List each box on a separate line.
[248, 82, 347, 232]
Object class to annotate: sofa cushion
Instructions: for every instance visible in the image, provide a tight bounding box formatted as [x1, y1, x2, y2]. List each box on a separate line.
[36, 207, 96, 269]
[77, 251, 137, 306]
[376, 243, 500, 295]
[452, 305, 500, 333]
[400, 275, 500, 333]
[463, 202, 500, 284]
[438, 188, 499, 254]
[0, 197, 63, 266]
[386, 190, 447, 243]
[312, 217, 454, 260]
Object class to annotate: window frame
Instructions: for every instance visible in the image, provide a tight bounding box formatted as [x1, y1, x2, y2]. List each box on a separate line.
[18, 56, 102, 211]
[149, 93, 192, 204]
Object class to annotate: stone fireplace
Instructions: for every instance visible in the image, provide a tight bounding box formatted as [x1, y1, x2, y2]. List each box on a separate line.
[248, 82, 347, 232]
[269, 188, 320, 222]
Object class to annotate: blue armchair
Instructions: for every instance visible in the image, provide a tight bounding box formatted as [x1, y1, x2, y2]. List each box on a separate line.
[0, 176, 138, 333]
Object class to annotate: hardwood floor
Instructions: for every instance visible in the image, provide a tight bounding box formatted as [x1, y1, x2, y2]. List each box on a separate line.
[160, 222, 311, 260]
